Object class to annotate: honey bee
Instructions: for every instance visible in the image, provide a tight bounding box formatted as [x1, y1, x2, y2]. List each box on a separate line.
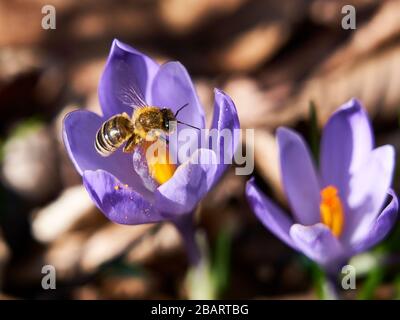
[95, 84, 198, 157]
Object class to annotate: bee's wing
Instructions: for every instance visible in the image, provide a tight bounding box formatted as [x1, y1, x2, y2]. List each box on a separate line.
[117, 62, 149, 108]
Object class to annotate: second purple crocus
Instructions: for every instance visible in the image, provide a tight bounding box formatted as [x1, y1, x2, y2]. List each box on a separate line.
[63, 39, 239, 265]
[246, 99, 398, 275]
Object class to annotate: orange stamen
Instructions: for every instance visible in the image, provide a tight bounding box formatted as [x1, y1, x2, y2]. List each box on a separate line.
[144, 141, 177, 185]
[319, 185, 345, 237]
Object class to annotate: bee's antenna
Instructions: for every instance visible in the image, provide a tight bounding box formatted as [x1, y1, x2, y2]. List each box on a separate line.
[174, 103, 189, 118]
[174, 103, 200, 130]
[177, 120, 200, 131]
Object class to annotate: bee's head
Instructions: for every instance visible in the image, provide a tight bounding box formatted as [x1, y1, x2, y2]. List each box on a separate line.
[160, 108, 177, 133]
[161, 103, 199, 133]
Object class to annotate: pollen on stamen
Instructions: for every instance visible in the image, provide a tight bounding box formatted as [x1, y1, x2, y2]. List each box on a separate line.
[320, 185, 345, 237]
[145, 141, 177, 185]
[114, 185, 120, 191]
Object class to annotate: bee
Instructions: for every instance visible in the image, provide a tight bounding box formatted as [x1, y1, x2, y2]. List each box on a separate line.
[95, 84, 199, 157]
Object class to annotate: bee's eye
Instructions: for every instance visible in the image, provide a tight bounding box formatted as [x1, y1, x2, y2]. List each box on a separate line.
[164, 121, 169, 129]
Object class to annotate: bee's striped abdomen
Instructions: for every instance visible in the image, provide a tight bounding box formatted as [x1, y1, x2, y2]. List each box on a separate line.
[95, 114, 134, 157]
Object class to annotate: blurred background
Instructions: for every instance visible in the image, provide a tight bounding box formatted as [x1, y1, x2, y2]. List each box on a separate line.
[1, 0, 400, 299]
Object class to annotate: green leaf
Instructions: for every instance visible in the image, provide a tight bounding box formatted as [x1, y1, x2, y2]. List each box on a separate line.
[185, 231, 215, 299]
[308, 101, 320, 164]
[186, 229, 233, 299]
[211, 229, 232, 297]
[394, 274, 400, 300]
[309, 261, 325, 299]
[357, 266, 384, 300]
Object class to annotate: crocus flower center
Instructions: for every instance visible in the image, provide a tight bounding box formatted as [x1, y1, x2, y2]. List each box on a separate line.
[319, 185, 344, 237]
[144, 142, 177, 185]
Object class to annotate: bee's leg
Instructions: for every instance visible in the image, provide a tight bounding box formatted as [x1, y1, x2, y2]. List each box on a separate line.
[123, 134, 140, 153]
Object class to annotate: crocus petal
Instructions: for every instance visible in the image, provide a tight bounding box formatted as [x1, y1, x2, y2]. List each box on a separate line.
[351, 189, 398, 254]
[246, 178, 296, 250]
[277, 127, 321, 225]
[62, 110, 148, 195]
[83, 170, 164, 225]
[290, 223, 345, 271]
[151, 62, 206, 164]
[99, 39, 159, 118]
[345, 145, 395, 243]
[155, 148, 217, 216]
[132, 144, 158, 192]
[151, 61, 205, 130]
[209, 88, 240, 185]
[320, 99, 373, 196]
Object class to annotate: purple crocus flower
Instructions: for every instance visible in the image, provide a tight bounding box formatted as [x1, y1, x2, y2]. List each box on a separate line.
[63, 39, 239, 264]
[246, 99, 398, 275]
